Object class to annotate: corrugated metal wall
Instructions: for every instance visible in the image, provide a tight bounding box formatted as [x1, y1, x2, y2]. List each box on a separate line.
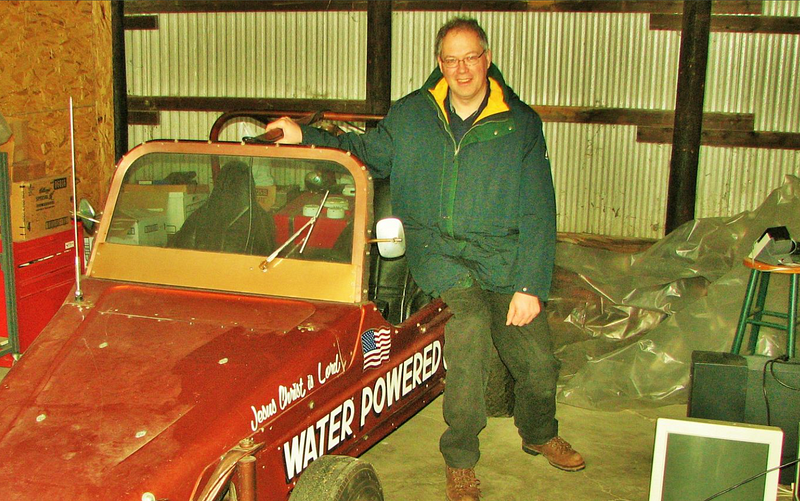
[126, 3, 800, 238]
[125, 11, 367, 145]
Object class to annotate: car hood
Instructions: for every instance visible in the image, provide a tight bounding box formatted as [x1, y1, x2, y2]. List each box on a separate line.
[0, 279, 360, 499]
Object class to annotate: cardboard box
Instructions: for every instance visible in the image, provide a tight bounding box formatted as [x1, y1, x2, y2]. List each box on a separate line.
[126, 183, 209, 194]
[11, 159, 47, 182]
[273, 185, 300, 210]
[122, 185, 209, 234]
[107, 209, 167, 247]
[256, 185, 276, 212]
[164, 191, 208, 234]
[9, 174, 73, 242]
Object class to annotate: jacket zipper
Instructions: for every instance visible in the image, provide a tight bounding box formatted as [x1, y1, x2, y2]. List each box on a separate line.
[434, 104, 507, 236]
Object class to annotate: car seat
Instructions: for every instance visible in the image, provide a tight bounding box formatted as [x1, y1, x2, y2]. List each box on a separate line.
[368, 177, 430, 325]
[172, 160, 276, 255]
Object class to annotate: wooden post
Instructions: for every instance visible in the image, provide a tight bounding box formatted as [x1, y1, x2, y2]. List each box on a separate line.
[366, 1, 392, 120]
[111, 0, 128, 161]
[665, 0, 712, 234]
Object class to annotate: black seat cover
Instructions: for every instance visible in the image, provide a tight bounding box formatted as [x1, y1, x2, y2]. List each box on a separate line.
[369, 177, 430, 324]
[172, 160, 276, 255]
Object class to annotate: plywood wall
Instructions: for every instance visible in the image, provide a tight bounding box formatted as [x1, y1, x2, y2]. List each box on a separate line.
[0, 0, 114, 208]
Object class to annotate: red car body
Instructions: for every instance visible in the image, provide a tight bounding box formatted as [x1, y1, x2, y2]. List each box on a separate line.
[0, 141, 448, 500]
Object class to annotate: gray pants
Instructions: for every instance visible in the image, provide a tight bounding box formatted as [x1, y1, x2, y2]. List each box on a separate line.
[439, 285, 560, 468]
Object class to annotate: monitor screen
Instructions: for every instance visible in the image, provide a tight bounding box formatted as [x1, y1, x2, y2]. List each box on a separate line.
[649, 417, 783, 501]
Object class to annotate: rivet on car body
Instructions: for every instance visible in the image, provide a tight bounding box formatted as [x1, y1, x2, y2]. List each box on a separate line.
[309, 401, 315, 410]
[218, 358, 228, 365]
[142, 493, 157, 501]
[98, 342, 108, 349]
[136, 430, 147, 438]
[36, 414, 46, 422]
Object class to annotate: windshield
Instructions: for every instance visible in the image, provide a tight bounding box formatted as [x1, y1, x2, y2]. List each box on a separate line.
[108, 152, 355, 264]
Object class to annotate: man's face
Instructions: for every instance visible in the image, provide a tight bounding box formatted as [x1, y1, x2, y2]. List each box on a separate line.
[437, 28, 492, 106]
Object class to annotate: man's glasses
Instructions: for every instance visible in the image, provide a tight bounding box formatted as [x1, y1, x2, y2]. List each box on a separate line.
[441, 50, 486, 69]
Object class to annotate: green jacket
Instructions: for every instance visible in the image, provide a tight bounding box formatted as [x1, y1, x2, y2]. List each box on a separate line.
[301, 64, 556, 299]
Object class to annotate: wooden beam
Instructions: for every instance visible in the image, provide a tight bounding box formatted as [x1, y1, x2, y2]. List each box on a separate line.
[638, 127, 800, 150]
[123, 15, 158, 30]
[366, 1, 392, 116]
[123, 0, 762, 15]
[128, 110, 160, 126]
[651, 14, 800, 34]
[124, 1, 370, 14]
[128, 98, 759, 132]
[112, 1, 129, 162]
[532, 106, 754, 130]
[128, 96, 374, 115]
[665, 0, 712, 234]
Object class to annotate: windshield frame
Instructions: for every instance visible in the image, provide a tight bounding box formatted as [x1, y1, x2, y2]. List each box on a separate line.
[87, 140, 373, 304]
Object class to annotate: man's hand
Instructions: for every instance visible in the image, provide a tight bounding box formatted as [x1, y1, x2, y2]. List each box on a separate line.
[506, 292, 542, 326]
[265, 117, 303, 144]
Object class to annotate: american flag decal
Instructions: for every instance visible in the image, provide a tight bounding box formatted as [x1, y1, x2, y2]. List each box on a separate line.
[361, 327, 392, 370]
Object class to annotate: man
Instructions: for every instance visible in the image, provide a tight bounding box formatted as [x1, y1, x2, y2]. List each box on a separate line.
[267, 17, 584, 501]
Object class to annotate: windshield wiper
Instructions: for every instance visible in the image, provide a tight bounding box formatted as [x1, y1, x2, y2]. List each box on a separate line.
[260, 190, 330, 270]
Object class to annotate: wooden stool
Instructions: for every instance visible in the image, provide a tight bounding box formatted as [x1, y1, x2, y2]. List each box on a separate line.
[731, 258, 800, 358]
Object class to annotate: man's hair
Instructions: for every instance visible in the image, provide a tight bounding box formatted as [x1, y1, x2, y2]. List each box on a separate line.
[434, 17, 489, 57]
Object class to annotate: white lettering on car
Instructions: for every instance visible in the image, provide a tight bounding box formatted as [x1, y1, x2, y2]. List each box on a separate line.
[317, 353, 342, 385]
[360, 339, 441, 427]
[283, 398, 356, 481]
[282, 340, 442, 482]
[250, 400, 278, 432]
[279, 377, 307, 410]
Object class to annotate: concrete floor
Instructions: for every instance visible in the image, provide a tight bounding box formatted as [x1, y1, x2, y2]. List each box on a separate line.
[363, 397, 798, 501]
[362, 397, 686, 501]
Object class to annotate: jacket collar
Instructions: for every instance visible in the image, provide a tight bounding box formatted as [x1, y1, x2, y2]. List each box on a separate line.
[424, 63, 511, 123]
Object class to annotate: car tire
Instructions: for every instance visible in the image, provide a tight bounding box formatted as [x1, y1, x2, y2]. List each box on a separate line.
[485, 342, 515, 418]
[289, 455, 384, 501]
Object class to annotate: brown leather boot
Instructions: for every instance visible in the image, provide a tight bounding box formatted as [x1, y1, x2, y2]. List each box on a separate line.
[445, 466, 481, 500]
[522, 436, 585, 471]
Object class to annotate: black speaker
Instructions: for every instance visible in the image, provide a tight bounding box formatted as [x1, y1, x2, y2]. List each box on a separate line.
[689, 351, 748, 423]
[689, 351, 800, 485]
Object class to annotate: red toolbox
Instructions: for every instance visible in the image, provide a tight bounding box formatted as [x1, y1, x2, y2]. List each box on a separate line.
[273, 192, 352, 250]
[0, 226, 83, 366]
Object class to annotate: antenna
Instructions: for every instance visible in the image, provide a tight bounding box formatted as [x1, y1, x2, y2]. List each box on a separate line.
[69, 97, 83, 302]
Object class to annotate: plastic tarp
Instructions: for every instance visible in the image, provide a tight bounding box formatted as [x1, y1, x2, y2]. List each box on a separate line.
[551, 175, 800, 410]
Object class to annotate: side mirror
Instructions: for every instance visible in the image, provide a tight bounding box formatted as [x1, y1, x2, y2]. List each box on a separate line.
[373, 217, 406, 258]
[75, 198, 101, 234]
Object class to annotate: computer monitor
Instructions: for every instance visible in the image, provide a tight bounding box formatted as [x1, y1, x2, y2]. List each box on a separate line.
[648, 417, 783, 501]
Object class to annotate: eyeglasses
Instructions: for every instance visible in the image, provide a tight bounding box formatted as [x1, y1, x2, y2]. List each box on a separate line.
[441, 50, 486, 69]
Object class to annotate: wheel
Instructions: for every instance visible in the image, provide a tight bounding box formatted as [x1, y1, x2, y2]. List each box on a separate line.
[289, 455, 384, 501]
[485, 342, 515, 417]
